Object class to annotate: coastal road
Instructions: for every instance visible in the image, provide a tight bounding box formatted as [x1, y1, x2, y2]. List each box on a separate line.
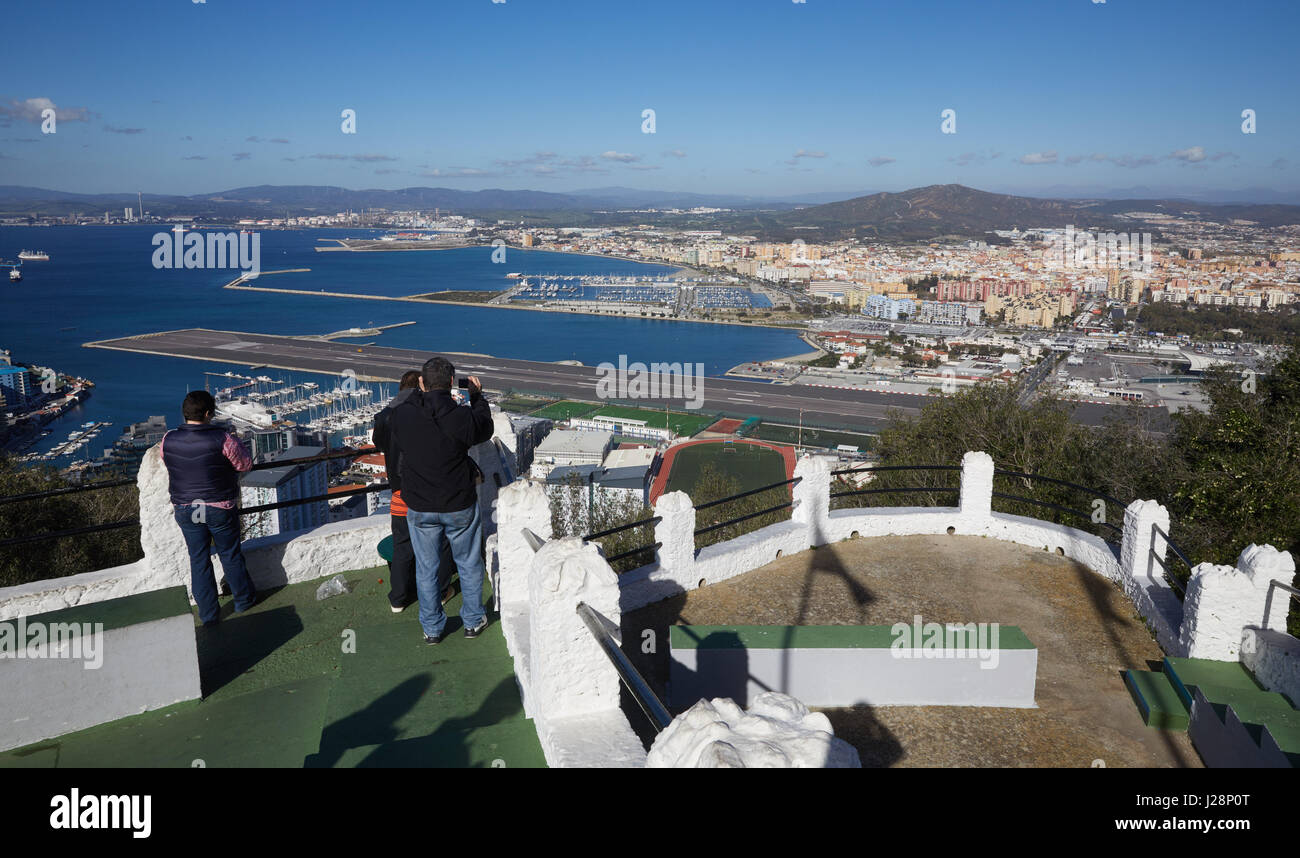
[84, 328, 1152, 433]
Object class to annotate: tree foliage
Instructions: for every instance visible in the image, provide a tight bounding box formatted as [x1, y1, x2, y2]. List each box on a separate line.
[0, 455, 141, 588]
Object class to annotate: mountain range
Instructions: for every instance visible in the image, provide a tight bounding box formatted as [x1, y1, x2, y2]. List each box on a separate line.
[2, 183, 1298, 241]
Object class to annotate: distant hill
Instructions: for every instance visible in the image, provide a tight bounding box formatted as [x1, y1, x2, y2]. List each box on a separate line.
[740, 184, 1300, 240]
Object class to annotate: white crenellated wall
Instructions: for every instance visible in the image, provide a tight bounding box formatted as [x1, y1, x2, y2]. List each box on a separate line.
[495, 448, 1300, 740]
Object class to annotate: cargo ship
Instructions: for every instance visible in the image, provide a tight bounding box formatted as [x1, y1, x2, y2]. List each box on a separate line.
[18, 250, 49, 261]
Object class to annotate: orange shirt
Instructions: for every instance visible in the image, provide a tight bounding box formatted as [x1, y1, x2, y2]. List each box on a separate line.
[390, 489, 408, 517]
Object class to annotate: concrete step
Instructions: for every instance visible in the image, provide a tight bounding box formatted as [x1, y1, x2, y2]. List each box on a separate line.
[1123, 670, 1189, 730]
[1162, 656, 1262, 708]
[1164, 657, 1300, 768]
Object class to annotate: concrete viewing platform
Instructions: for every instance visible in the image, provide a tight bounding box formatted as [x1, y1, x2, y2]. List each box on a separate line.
[0, 570, 546, 768]
[623, 534, 1202, 768]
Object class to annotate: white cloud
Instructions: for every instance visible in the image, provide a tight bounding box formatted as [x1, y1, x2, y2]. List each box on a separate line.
[1018, 150, 1058, 165]
[0, 97, 90, 124]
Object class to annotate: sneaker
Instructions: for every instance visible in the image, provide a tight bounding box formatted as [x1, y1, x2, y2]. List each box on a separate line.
[464, 617, 489, 639]
[391, 603, 405, 614]
[440, 584, 457, 605]
[424, 632, 443, 645]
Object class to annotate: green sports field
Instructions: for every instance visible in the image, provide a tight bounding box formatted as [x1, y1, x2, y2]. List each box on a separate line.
[664, 442, 788, 495]
[529, 400, 600, 420]
[590, 405, 715, 437]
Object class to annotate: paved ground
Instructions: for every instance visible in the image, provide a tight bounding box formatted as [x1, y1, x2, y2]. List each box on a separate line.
[0, 569, 545, 769]
[622, 534, 1202, 768]
[84, 328, 1147, 432]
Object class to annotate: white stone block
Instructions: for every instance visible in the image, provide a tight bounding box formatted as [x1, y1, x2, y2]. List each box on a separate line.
[647, 692, 860, 768]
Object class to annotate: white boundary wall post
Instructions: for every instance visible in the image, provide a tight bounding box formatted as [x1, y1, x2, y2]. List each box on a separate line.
[136, 442, 192, 593]
[1180, 562, 1254, 660]
[959, 451, 994, 522]
[495, 480, 551, 606]
[1239, 544, 1297, 634]
[792, 455, 831, 547]
[1120, 499, 1169, 586]
[653, 491, 696, 578]
[1119, 499, 1182, 653]
[1182, 544, 1296, 660]
[528, 537, 622, 719]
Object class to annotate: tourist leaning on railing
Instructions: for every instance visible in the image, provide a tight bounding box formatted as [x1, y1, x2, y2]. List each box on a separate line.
[158, 390, 257, 627]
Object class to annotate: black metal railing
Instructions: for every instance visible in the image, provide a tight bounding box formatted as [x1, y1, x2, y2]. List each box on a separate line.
[829, 464, 961, 508]
[692, 476, 801, 512]
[0, 518, 143, 549]
[992, 469, 1126, 546]
[584, 516, 661, 542]
[0, 446, 385, 550]
[692, 476, 800, 549]
[1149, 523, 1193, 600]
[0, 477, 136, 506]
[694, 501, 794, 537]
[576, 601, 672, 732]
[580, 516, 662, 572]
[1265, 580, 1300, 632]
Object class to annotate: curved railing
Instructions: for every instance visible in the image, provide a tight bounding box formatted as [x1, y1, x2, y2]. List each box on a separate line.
[0, 446, 386, 553]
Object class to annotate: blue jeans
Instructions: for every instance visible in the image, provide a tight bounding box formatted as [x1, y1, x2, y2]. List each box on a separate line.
[174, 504, 257, 624]
[408, 503, 486, 637]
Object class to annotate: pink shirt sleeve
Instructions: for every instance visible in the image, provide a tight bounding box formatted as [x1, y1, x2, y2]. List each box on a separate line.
[223, 433, 252, 472]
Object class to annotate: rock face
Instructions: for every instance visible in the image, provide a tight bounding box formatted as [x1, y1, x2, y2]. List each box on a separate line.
[646, 692, 861, 768]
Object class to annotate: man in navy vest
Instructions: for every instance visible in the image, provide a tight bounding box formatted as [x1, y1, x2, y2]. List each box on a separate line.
[159, 390, 258, 626]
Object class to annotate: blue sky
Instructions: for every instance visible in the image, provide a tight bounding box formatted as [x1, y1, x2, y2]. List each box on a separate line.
[1, 0, 1296, 198]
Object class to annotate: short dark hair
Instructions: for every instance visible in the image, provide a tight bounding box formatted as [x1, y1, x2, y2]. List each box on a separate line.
[422, 357, 455, 391]
[182, 390, 216, 422]
[399, 370, 421, 390]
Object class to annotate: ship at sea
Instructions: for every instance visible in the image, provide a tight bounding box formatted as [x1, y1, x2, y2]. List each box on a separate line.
[18, 250, 49, 261]
[8, 267, 19, 282]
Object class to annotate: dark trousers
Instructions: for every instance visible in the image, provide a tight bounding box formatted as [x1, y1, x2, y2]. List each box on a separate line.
[174, 504, 257, 624]
[388, 513, 454, 608]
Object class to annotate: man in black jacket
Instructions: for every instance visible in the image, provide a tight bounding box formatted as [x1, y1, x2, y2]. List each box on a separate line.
[371, 370, 455, 612]
[389, 357, 495, 644]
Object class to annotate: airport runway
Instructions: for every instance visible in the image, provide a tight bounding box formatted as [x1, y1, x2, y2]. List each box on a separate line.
[84, 328, 1146, 433]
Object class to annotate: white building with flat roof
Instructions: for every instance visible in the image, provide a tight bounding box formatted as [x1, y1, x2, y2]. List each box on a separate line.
[530, 430, 613, 479]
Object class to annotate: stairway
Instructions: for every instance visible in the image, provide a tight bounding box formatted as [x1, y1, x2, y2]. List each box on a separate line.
[1124, 657, 1300, 768]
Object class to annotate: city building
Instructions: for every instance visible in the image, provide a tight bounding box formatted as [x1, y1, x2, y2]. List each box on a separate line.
[530, 430, 614, 479]
[0, 366, 32, 406]
[240, 445, 328, 539]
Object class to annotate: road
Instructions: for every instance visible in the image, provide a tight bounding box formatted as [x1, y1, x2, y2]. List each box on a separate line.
[84, 328, 1145, 433]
